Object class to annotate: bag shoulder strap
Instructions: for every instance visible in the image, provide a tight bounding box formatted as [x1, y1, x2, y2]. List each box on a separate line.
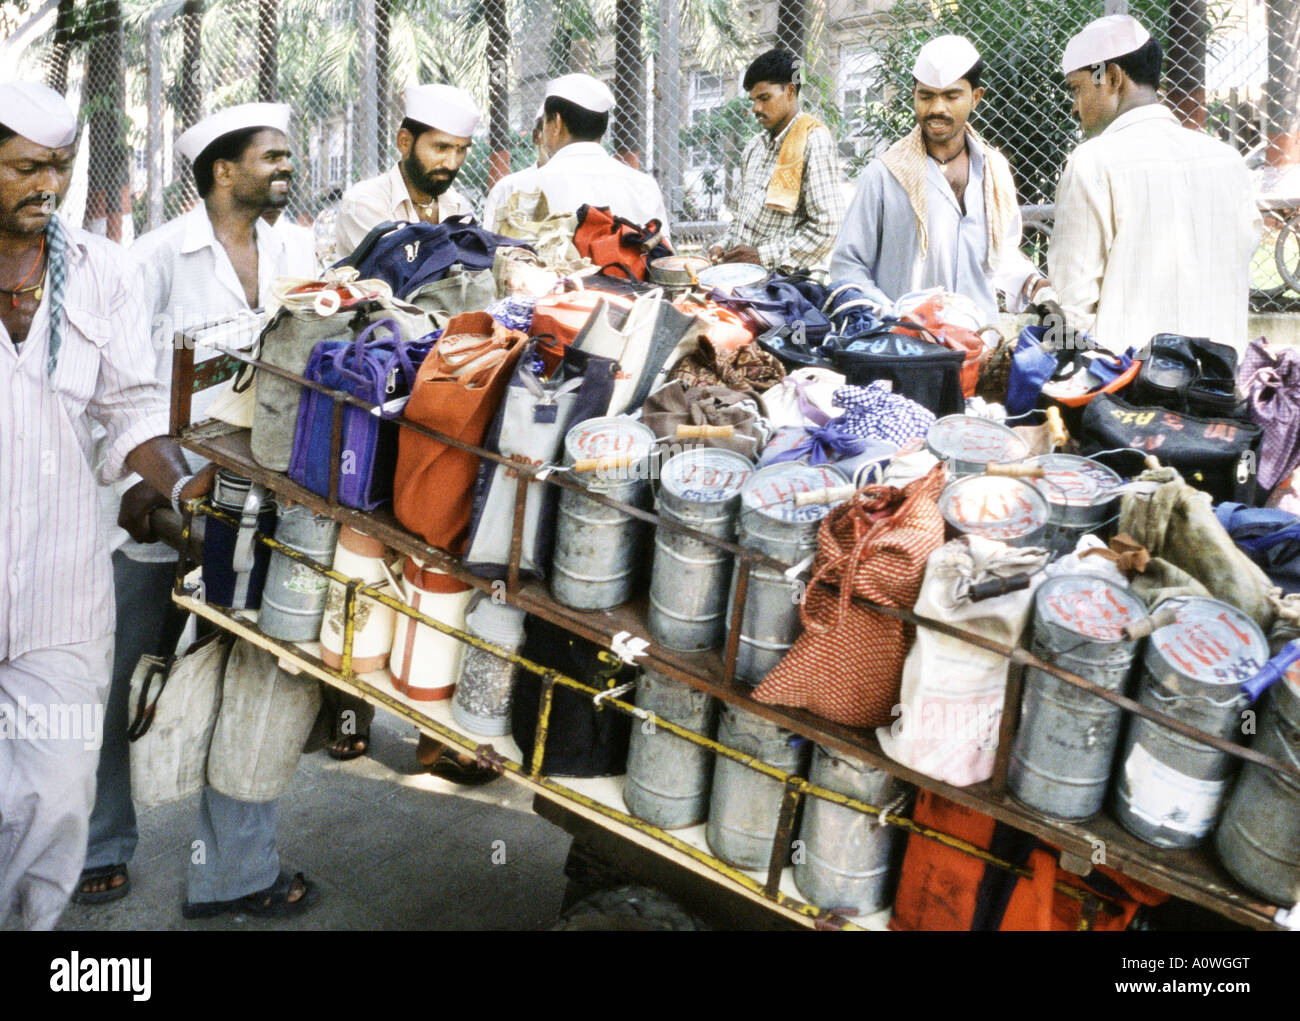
[334, 219, 406, 268]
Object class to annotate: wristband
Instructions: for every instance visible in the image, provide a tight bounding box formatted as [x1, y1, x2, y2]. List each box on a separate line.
[171, 473, 195, 516]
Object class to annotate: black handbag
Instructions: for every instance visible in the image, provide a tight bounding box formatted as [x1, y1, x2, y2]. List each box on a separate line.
[1128, 333, 1245, 419]
[511, 616, 636, 777]
[1080, 394, 1263, 504]
[829, 327, 966, 417]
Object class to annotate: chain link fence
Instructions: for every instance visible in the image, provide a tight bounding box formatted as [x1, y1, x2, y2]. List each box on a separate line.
[3, 0, 1298, 308]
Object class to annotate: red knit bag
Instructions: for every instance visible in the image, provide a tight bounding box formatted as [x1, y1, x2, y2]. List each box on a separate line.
[751, 465, 947, 728]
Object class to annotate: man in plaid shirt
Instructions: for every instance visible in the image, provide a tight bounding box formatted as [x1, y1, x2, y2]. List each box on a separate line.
[709, 49, 846, 272]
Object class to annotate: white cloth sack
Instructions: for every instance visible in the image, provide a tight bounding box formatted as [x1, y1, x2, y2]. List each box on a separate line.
[758, 367, 847, 429]
[127, 619, 229, 807]
[877, 535, 1049, 786]
[573, 290, 663, 415]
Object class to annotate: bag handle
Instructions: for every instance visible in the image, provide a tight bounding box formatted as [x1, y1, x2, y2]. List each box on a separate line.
[125, 615, 219, 742]
[335, 219, 406, 268]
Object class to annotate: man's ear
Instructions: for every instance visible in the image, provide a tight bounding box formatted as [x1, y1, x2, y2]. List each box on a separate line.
[1106, 63, 1126, 94]
[970, 85, 985, 110]
[212, 158, 232, 191]
[395, 127, 413, 158]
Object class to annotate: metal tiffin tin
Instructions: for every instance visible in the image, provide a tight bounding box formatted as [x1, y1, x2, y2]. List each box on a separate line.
[1215, 661, 1300, 906]
[1025, 454, 1123, 557]
[1008, 575, 1146, 820]
[550, 416, 656, 612]
[1114, 596, 1268, 849]
[706, 703, 810, 870]
[794, 746, 907, 915]
[647, 448, 753, 652]
[938, 474, 1050, 548]
[724, 462, 850, 687]
[623, 669, 719, 829]
[924, 415, 1028, 477]
[259, 499, 340, 642]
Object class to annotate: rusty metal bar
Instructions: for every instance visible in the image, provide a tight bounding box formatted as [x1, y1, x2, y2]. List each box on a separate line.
[507, 471, 528, 595]
[765, 777, 803, 898]
[991, 660, 1025, 796]
[721, 558, 750, 686]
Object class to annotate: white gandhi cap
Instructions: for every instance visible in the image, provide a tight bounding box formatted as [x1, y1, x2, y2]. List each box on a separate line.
[545, 73, 615, 114]
[404, 84, 481, 138]
[176, 102, 291, 162]
[913, 35, 981, 90]
[1061, 15, 1152, 75]
[0, 81, 78, 149]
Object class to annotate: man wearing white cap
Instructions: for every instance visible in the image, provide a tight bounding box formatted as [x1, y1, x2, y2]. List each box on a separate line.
[521, 73, 670, 236]
[74, 102, 318, 918]
[0, 82, 214, 929]
[481, 105, 551, 233]
[334, 84, 480, 258]
[1048, 15, 1261, 353]
[831, 35, 1046, 322]
[709, 49, 845, 271]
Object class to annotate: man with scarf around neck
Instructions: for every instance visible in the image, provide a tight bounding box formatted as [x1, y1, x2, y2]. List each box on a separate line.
[710, 48, 846, 271]
[0, 82, 214, 929]
[830, 35, 1048, 323]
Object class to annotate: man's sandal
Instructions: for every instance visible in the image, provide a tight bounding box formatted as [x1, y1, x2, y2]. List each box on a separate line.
[181, 870, 320, 920]
[327, 733, 369, 761]
[71, 863, 131, 905]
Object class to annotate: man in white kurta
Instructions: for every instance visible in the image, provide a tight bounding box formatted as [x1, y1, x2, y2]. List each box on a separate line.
[504, 74, 671, 239]
[0, 83, 208, 930]
[80, 103, 318, 916]
[830, 36, 1044, 323]
[1049, 16, 1261, 354]
[334, 84, 480, 258]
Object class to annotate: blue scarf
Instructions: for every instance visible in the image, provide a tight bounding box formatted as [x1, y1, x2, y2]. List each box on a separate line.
[44, 214, 69, 378]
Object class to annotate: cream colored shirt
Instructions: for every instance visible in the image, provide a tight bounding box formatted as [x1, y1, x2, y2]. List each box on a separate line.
[533, 142, 671, 241]
[334, 163, 474, 257]
[1049, 104, 1262, 354]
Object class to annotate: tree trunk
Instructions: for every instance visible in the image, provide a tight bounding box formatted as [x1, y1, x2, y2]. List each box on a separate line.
[1166, 0, 1207, 129]
[47, 0, 76, 95]
[257, 0, 278, 102]
[1266, 0, 1300, 166]
[486, 0, 511, 186]
[179, 0, 204, 129]
[775, 0, 806, 62]
[84, 0, 129, 240]
[612, 0, 644, 169]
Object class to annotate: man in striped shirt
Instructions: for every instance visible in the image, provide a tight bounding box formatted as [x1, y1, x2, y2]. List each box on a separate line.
[709, 49, 846, 272]
[0, 83, 213, 930]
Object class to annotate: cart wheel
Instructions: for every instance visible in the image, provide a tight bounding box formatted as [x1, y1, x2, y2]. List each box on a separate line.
[1276, 213, 1300, 296]
[552, 884, 709, 931]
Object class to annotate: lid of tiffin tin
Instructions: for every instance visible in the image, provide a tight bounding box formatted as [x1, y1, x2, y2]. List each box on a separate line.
[660, 447, 753, 504]
[563, 416, 656, 485]
[939, 475, 1049, 543]
[1145, 596, 1269, 691]
[740, 463, 849, 524]
[925, 414, 1027, 468]
[1034, 575, 1146, 643]
[1026, 453, 1123, 509]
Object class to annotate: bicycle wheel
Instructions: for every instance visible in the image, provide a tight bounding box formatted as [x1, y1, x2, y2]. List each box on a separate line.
[1275, 213, 1300, 295]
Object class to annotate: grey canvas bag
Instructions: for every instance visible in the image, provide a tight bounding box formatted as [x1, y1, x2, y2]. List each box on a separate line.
[206, 638, 324, 802]
[407, 265, 496, 323]
[127, 619, 230, 808]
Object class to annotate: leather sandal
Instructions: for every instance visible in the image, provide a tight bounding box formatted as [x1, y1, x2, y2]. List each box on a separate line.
[181, 870, 320, 920]
[71, 863, 131, 905]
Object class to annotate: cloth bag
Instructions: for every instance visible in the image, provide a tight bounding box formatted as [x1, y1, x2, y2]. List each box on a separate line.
[406, 266, 497, 322]
[1215, 502, 1300, 595]
[829, 328, 966, 417]
[1241, 336, 1300, 492]
[288, 317, 436, 509]
[759, 367, 846, 429]
[248, 275, 435, 473]
[641, 381, 769, 460]
[463, 343, 617, 579]
[394, 311, 527, 553]
[669, 336, 785, 399]
[751, 465, 948, 728]
[572, 204, 672, 281]
[877, 536, 1049, 786]
[529, 289, 635, 371]
[127, 620, 231, 808]
[206, 638, 324, 802]
[571, 290, 664, 415]
[492, 189, 584, 269]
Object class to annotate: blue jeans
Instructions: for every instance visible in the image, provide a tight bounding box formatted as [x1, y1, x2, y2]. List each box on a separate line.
[86, 553, 281, 902]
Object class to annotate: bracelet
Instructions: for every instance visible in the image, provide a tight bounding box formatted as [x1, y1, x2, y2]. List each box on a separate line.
[170, 473, 195, 516]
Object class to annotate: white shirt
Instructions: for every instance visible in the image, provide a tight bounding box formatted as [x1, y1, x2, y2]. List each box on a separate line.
[481, 162, 541, 234]
[831, 136, 1038, 322]
[108, 204, 317, 562]
[1049, 104, 1262, 354]
[0, 222, 170, 659]
[334, 164, 474, 258]
[532, 142, 671, 240]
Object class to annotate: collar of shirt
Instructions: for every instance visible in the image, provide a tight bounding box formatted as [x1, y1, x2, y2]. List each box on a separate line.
[1101, 103, 1178, 137]
[384, 162, 467, 222]
[925, 133, 987, 214]
[177, 203, 285, 310]
[763, 112, 801, 153]
[545, 142, 610, 167]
